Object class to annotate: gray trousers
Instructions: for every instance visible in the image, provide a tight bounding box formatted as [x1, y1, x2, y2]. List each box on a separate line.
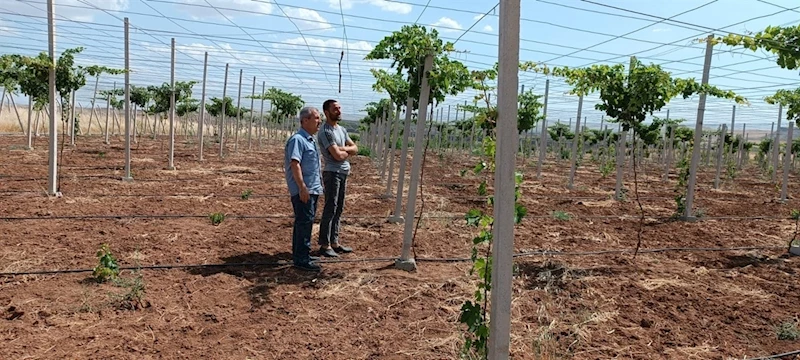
[319, 171, 347, 247]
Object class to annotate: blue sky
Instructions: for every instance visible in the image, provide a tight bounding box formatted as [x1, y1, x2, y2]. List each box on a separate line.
[0, 0, 799, 131]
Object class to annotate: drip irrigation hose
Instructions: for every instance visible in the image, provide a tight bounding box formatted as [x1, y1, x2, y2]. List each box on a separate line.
[0, 214, 796, 221]
[0, 245, 786, 277]
[744, 349, 800, 360]
[0, 188, 772, 203]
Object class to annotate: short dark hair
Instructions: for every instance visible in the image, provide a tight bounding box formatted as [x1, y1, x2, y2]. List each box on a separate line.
[322, 99, 338, 112]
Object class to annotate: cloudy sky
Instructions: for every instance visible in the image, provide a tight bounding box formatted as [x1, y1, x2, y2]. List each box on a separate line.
[0, 0, 798, 130]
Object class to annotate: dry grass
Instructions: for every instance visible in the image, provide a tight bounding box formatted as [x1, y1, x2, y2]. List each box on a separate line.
[181, 168, 215, 176]
[576, 199, 615, 208]
[63, 197, 102, 205]
[715, 282, 774, 302]
[218, 165, 258, 174]
[639, 277, 693, 291]
[0, 104, 201, 136]
[664, 343, 720, 359]
[1, 255, 47, 274]
[318, 272, 380, 300]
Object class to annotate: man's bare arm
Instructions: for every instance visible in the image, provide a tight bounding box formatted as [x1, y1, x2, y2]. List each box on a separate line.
[328, 144, 350, 161]
[290, 160, 309, 202]
[343, 138, 358, 155]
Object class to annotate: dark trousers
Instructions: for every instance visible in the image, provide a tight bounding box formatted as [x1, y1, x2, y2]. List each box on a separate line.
[319, 171, 347, 247]
[291, 194, 318, 265]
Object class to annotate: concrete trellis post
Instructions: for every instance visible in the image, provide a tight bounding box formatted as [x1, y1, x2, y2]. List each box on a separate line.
[376, 110, 386, 164]
[104, 89, 111, 144]
[258, 81, 265, 148]
[568, 95, 583, 189]
[469, 108, 476, 155]
[458, 102, 467, 152]
[248, 76, 255, 150]
[233, 69, 243, 153]
[704, 130, 713, 167]
[122, 17, 133, 183]
[86, 74, 99, 135]
[684, 35, 714, 219]
[47, 0, 60, 194]
[714, 124, 727, 189]
[729, 105, 736, 160]
[69, 90, 76, 146]
[198, 52, 208, 161]
[663, 124, 675, 181]
[26, 97, 33, 150]
[536, 79, 549, 180]
[781, 122, 794, 201]
[380, 105, 392, 182]
[384, 106, 401, 198]
[737, 123, 746, 169]
[167, 38, 176, 170]
[0, 88, 5, 120]
[8, 92, 26, 134]
[488, 0, 520, 356]
[772, 104, 783, 181]
[397, 54, 434, 272]
[614, 128, 627, 200]
[389, 97, 415, 224]
[765, 123, 774, 169]
[628, 130, 634, 173]
[446, 105, 452, 153]
[219, 63, 229, 158]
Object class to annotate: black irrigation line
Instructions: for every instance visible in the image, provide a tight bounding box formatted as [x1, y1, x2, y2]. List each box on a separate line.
[0, 245, 786, 277]
[0, 213, 797, 222]
[0, 213, 472, 221]
[0, 191, 302, 199]
[0, 190, 792, 204]
[1, 174, 424, 189]
[0, 175, 213, 183]
[745, 349, 800, 360]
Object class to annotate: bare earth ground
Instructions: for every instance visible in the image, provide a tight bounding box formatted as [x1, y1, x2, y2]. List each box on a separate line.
[1, 134, 799, 359]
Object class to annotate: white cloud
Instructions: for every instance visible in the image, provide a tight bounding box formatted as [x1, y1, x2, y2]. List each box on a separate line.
[139, 41, 275, 69]
[483, 25, 493, 32]
[331, 0, 412, 14]
[300, 60, 321, 67]
[282, 7, 334, 32]
[652, 28, 671, 33]
[2, 0, 128, 22]
[276, 37, 373, 54]
[176, 0, 272, 20]
[473, 14, 483, 20]
[368, 0, 413, 14]
[0, 20, 14, 35]
[432, 17, 462, 33]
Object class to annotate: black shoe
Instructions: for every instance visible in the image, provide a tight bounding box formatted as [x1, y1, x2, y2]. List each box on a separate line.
[294, 262, 321, 272]
[332, 244, 353, 254]
[309, 256, 321, 262]
[319, 247, 339, 257]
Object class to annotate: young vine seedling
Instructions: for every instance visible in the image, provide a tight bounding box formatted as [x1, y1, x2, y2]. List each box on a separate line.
[539, 56, 747, 257]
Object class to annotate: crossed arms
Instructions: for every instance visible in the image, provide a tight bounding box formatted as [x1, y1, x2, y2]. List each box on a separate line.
[327, 137, 358, 162]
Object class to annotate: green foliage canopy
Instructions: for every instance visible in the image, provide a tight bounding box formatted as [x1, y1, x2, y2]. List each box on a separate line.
[251, 87, 303, 121]
[360, 98, 393, 125]
[364, 24, 472, 109]
[544, 57, 747, 133]
[205, 96, 249, 118]
[146, 80, 197, 115]
[712, 26, 800, 126]
[458, 62, 547, 135]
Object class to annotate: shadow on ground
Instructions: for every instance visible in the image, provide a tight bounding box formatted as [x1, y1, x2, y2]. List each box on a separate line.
[186, 251, 342, 308]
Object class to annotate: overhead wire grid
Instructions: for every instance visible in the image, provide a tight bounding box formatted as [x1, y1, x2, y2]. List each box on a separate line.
[0, 0, 797, 129]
